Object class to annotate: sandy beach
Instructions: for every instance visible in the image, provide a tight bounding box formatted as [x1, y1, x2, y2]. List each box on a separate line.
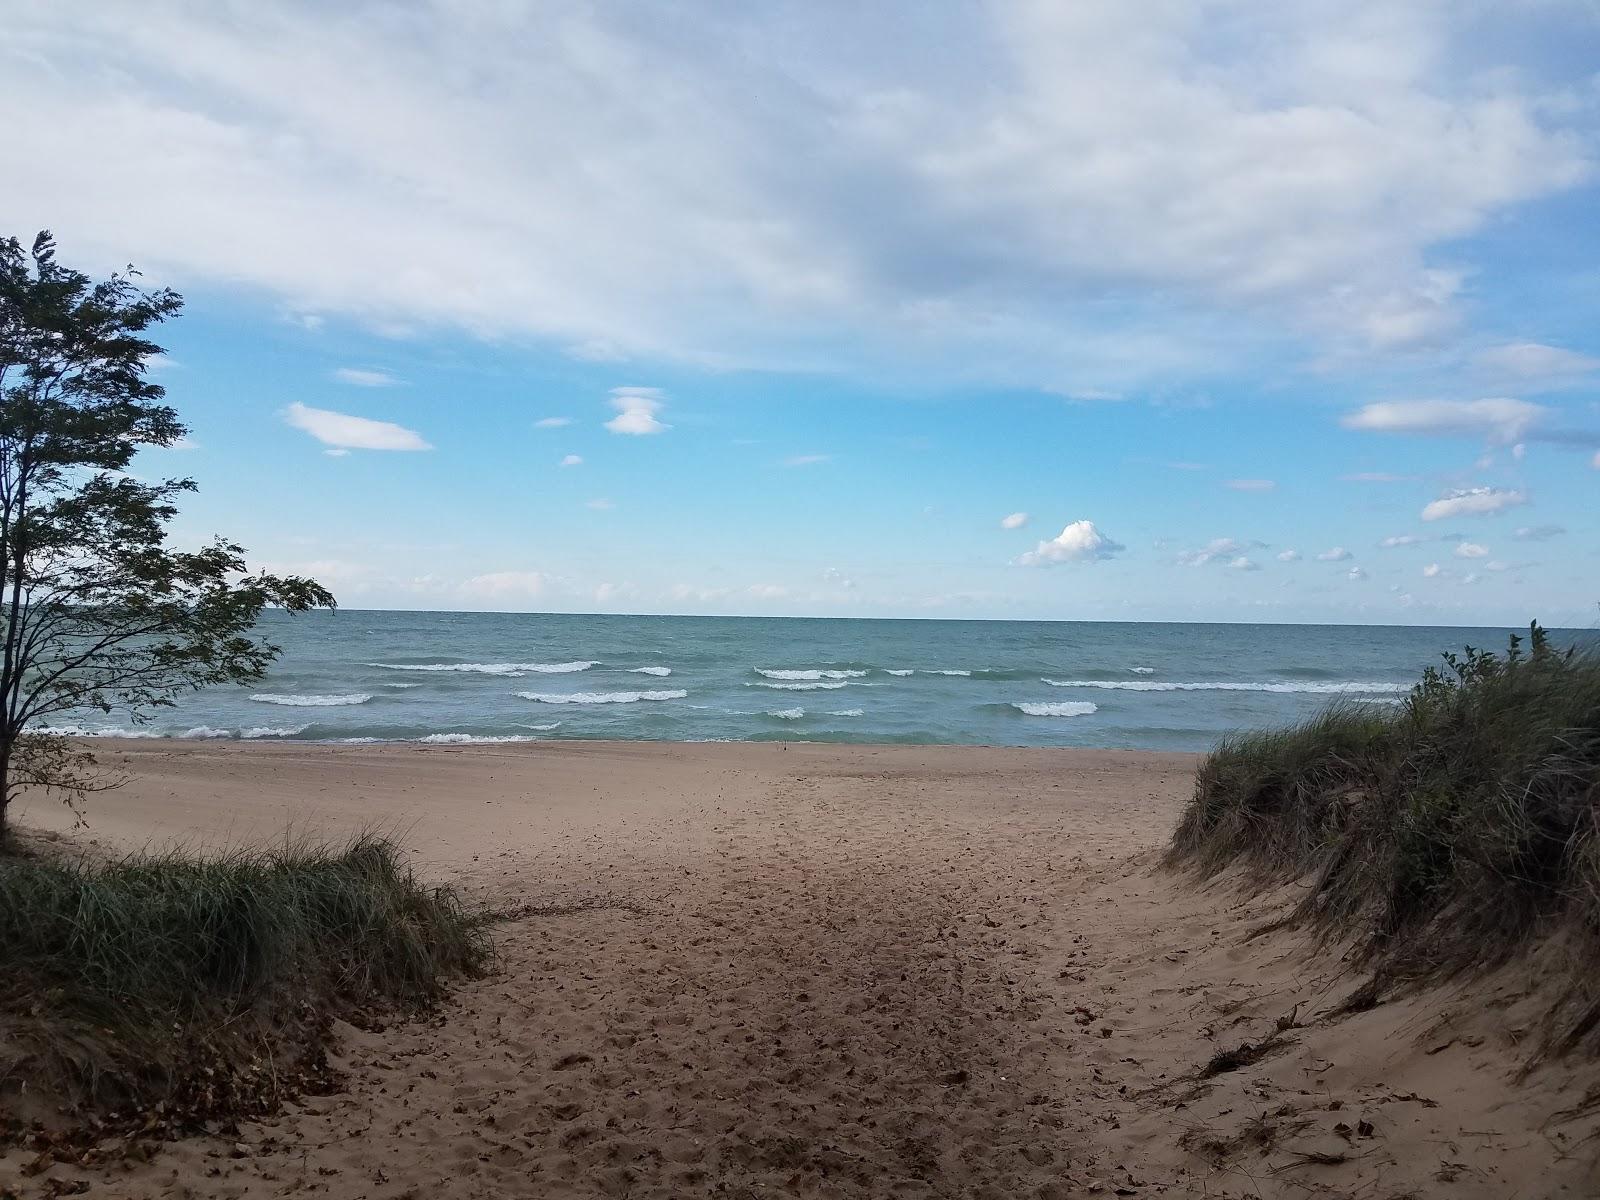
[6, 739, 1599, 1198]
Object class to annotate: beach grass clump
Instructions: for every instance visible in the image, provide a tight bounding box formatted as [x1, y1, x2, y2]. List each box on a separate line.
[0, 835, 489, 1126]
[1167, 623, 1600, 1047]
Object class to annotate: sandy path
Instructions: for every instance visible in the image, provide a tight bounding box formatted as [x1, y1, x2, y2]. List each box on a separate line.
[6, 741, 1599, 1198]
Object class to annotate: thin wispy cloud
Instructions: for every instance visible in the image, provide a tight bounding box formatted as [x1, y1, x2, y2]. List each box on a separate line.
[535, 417, 573, 429]
[1224, 479, 1276, 492]
[282, 402, 431, 451]
[1420, 487, 1527, 521]
[784, 454, 831, 468]
[332, 367, 399, 388]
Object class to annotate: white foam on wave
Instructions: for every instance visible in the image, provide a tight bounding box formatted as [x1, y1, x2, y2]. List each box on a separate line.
[384, 682, 423, 689]
[369, 661, 595, 676]
[753, 680, 849, 691]
[242, 725, 308, 739]
[629, 666, 673, 677]
[767, 708, 805, 720]
[1041, 679, 1409, 694]
[251, 693, 372, 706]
[925, 669, 972, 677]
[179, 725, 233, 739]
[418, 733, 543, 745]
[1129, 666, 1156, 675]
[34, 724, 161, 738]
[884, 669, 915, 677]
[828, 708, 864, 717]
[517, 689, 687, 705]
[756, 668, 868, 680]
[1014, 701, 1099, 717]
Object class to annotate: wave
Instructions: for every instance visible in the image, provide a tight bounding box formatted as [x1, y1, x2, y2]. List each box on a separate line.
[242, 725, 309, 739]
[369, 660, 596, 677]
[179, 725, 233, 739]
[828, 708, 864, 717]
[35, 724, 162, 738]
[417, 732, 544, 745]
[1129, 666, 1156, 675]
[753, 680, 849, 691]
[517, 689, 687, 705]
[629, 666, 673, 677]
[925, 669, 972, 677]
[766, 708, 805, 720]
[1041, 679, 1409, 694]
[384, 682, 423, 689]
[1014, 701, 1099, 717]
[251, 693, 372, 706]
[884, 669, 915, 676]
[756, 668, 869, 680]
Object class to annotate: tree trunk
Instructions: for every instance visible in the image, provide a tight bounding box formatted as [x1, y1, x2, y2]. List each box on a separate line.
[0, 747, 10, 850]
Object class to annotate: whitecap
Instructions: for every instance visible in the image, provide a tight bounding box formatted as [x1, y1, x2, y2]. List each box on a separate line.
[756, 668, 868, 680]
[1014, 701, 1099, 717]
[767, 708, 805, 720]
[753, 680, 849, 691]
[242, 725, 308, 739]
[1041, 679, 1408, 694]
[251, 693, 372, 707]
[179, 725, 233, 739]
[884, 669, 915, 677]
[517, 689, 687, 705]
[629, 666, 673, 677]
[925, 669, 972, 677]
[828, 708, 864, 717]
[1129, 666, 1157, 675]
[33, 724, 161, 738]
[368, 661, 596, 677]
[417, 733, 543, 744]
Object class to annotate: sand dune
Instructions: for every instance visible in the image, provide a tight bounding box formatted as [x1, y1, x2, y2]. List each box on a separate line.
[6, 740, 1599, 1197]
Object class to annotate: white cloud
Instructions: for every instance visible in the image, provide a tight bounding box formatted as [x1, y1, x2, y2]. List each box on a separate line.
[1228, 556, 1261, 571]
[1593, 450, 1600, 470]
[1276, 549, 1301, 562]
[4, 4, 1589, 384]
[535, 416, 573, 429]
[1420, 486, 1528, 521]
[605, 387, 670, 435]
[1422, 562, 1442, 578]
[1342, 398, 1546, 445]
[1379, 534, 1422, 547]
[332, 367, 398, 387]
[1316, 547, 1352, 561]
[746, 583, 789, 600]
[324, 448, 350, 458]
[1486, 560, 1511, 572]
[586, 498, 615, 510]
[458, 571, 547, 601]
[1178, 537, 1253, 567]
[1347, 567, 1369, 581]
[784, 454, 831, 467]
[1019, 520, 1124, 566]
[1224, 479, 1276, 492]
[1475, 342, 1600, 385]
[1000, 512, 1029, 530]
[560, 454, 583, 467]
[1512, 524, 1565, 541]
[1455, 541, 1489, 559]
[282, 401, 431, 451]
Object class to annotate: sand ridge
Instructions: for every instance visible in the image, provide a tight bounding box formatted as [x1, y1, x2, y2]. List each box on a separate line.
[5, 740, 1599, 1197]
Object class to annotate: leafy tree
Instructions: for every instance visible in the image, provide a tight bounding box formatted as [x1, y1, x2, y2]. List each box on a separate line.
[0, 232, 334, 843]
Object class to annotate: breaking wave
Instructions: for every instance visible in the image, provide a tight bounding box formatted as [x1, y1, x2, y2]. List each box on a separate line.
[766, 708, 805, 720]
[250, 693, 372, 707]
[1041, 679, 1409, 694]
[753, 680, 850, 691]
[1013, 701, 1099, 717]
[629, 666, 673, 676]
[369, 661, 595, 676]
[755, 668, 869, 680]
[517, 689, 687, 705]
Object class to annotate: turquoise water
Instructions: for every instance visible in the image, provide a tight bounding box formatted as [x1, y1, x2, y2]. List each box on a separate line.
[42, 612, 1593, 752]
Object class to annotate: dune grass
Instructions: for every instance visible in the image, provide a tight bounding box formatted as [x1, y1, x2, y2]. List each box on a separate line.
[0, 835, 489, 1127]
[1167, 623, 1600, 1050]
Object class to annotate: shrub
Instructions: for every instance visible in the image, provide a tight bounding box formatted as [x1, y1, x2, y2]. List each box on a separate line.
[1167, 623, 1600, 1049]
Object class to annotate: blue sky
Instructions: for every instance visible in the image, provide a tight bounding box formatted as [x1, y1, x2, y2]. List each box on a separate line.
[5, 1, 1600, 625]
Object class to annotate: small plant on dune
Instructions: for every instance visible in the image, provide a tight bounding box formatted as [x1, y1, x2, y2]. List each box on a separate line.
[0, 835, 489, 1125]
[1167, 621, 1600, 1051]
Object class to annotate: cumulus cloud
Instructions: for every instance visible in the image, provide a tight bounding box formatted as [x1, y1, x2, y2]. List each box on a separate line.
[1316, 547, 1352, 561]
[1420, 487, 1528, 521]
[1422, 563, 1442, 577]
[3, 3, 1590, 385]
[535, 416, 573, 429]
[1347, 567, 1369, 581]
[282, 401, 431, 451]
[1455, 541, 1489, 558]
[1228, 556, 1261, 571]
[1276, 549, 1301, 562]
[1342, 398, 1546, 445]
[1224, 479, 1276, 492]
[1019, 520, 1124, 566]
[560, 454, 583, 467]
[332, 367, 398, 387]
[1000, 512, 1029, 530]
[604, 387, 670, 435]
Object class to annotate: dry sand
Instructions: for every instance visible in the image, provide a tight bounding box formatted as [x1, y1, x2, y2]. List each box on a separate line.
[5, 739, 1599, 1198]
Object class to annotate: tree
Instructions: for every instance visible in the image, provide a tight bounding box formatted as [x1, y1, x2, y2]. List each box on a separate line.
[0, 232, 334, 843]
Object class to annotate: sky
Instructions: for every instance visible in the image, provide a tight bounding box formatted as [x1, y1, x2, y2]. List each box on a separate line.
[4, 0, 1600, 626]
